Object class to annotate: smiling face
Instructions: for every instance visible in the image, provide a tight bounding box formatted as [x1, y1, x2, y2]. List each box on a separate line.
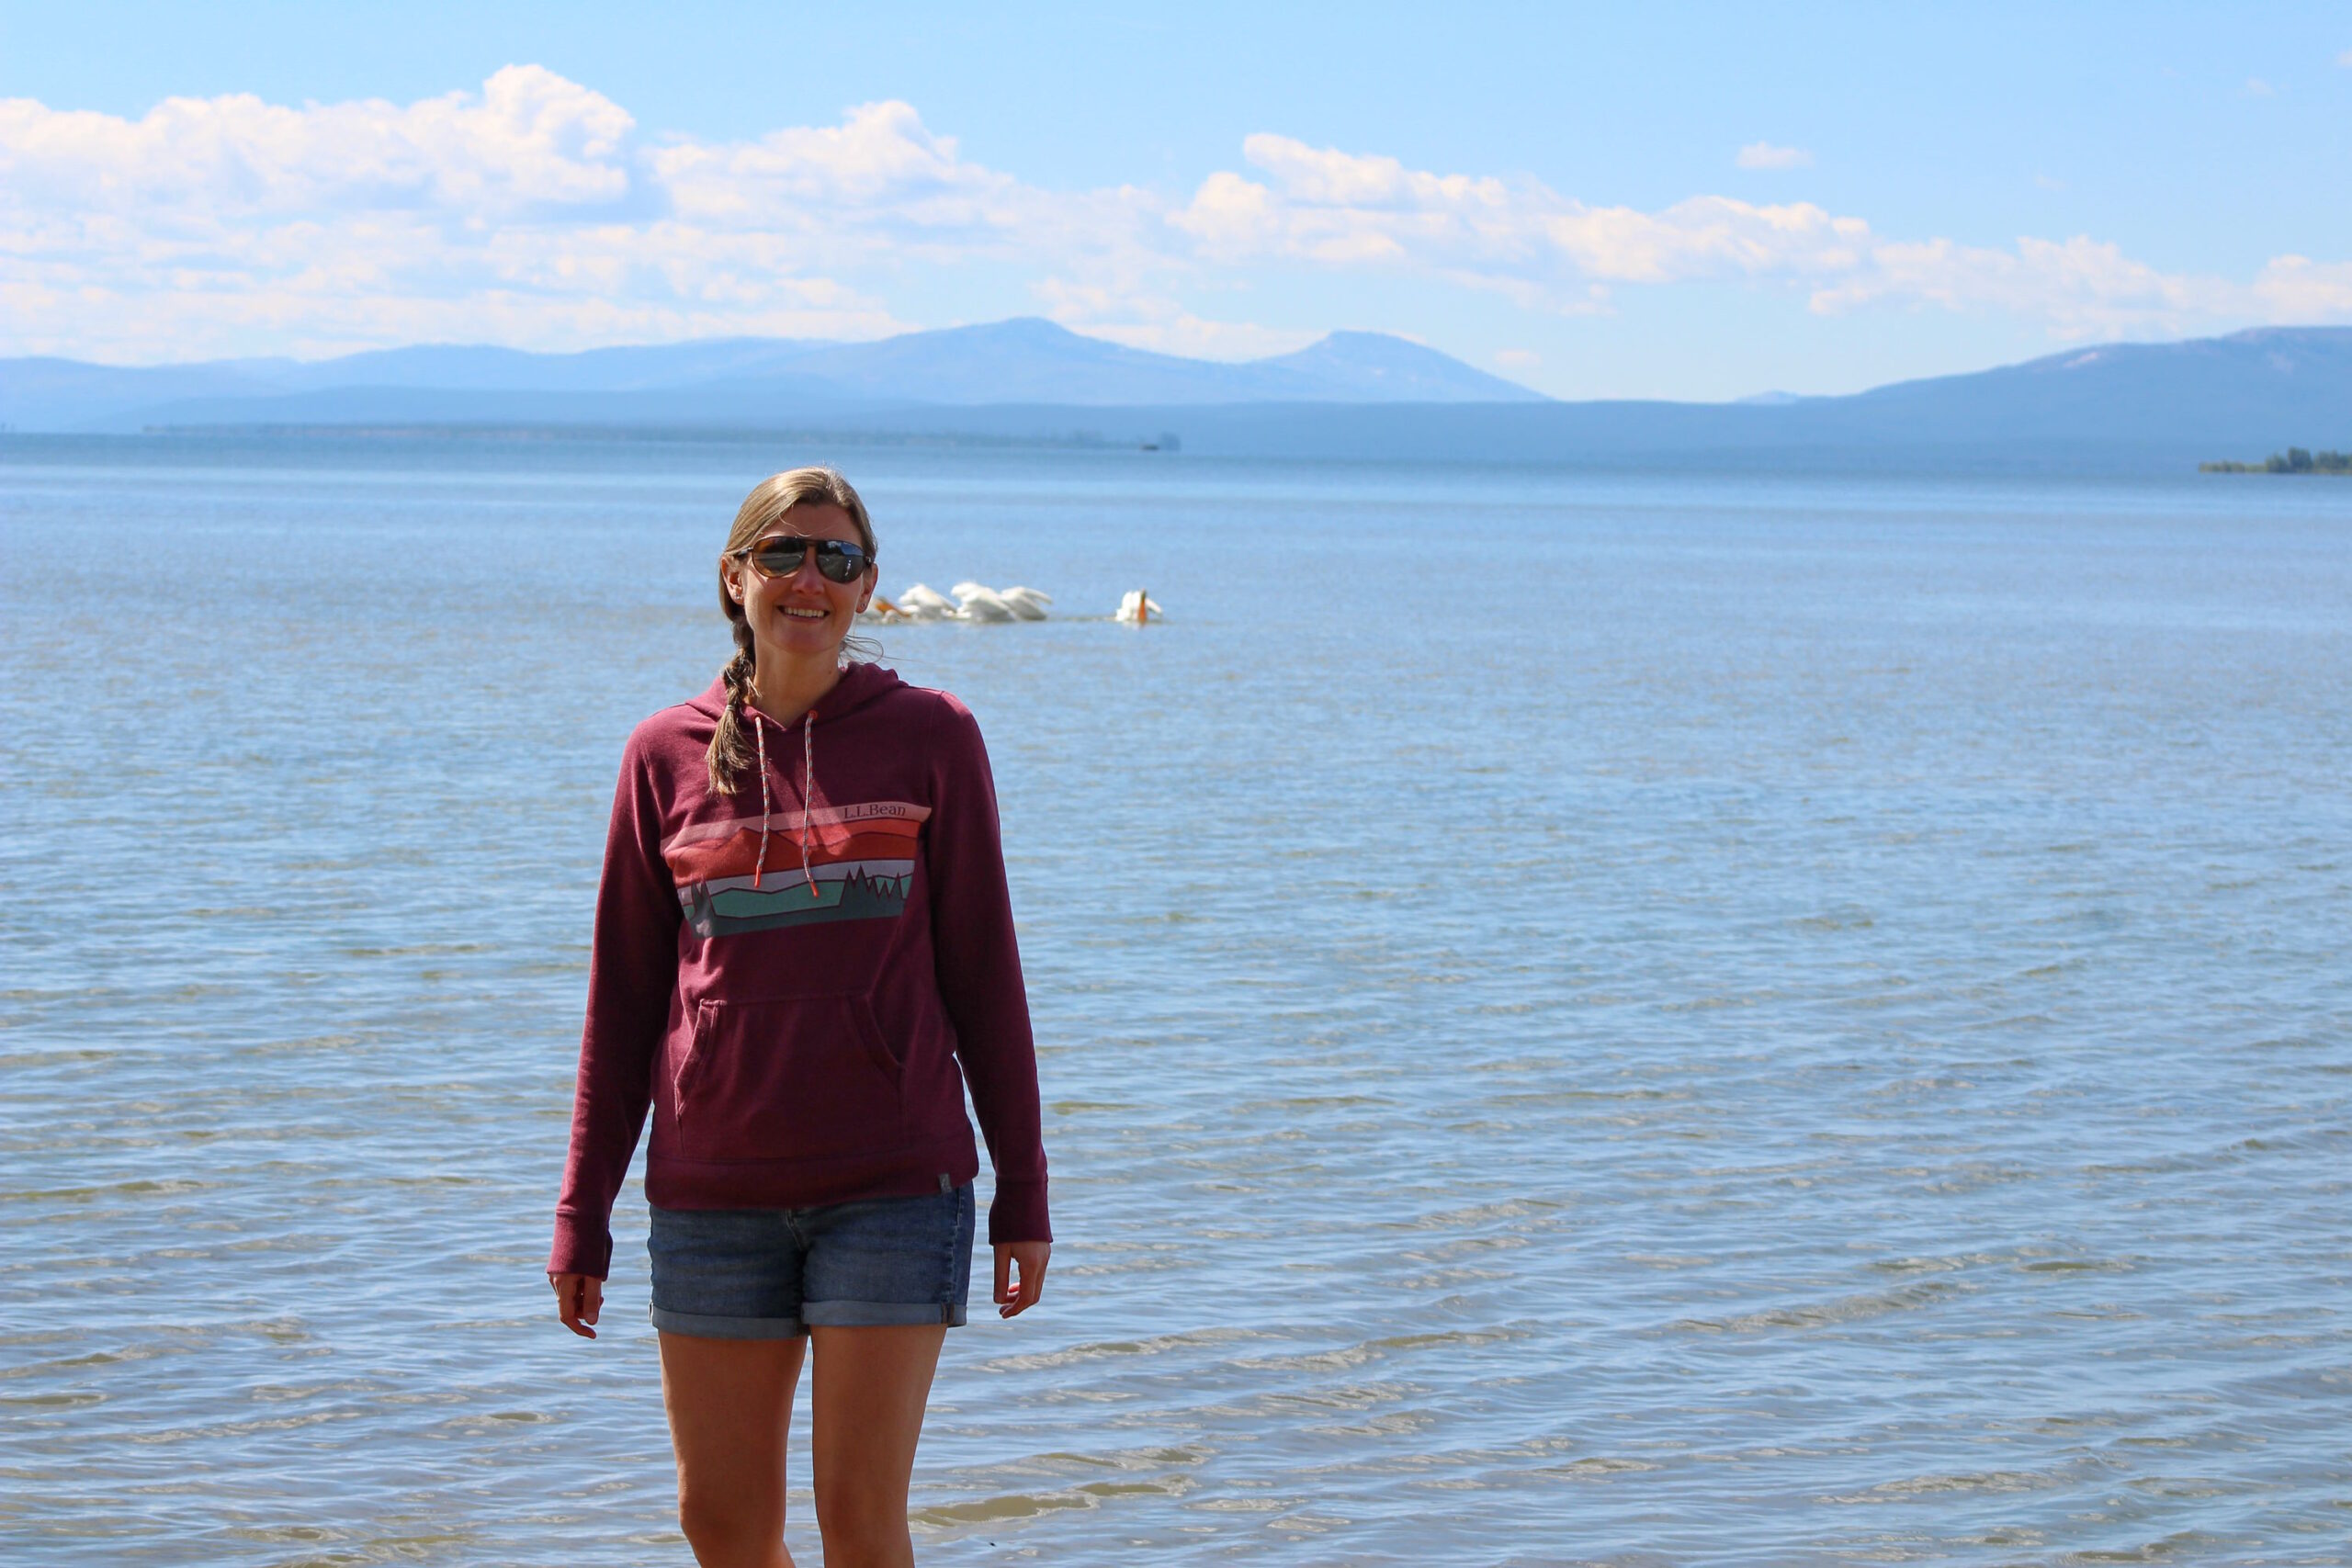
[720, 502, 878, 670]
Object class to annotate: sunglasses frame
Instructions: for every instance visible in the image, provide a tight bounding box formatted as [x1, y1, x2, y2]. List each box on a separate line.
[735, 533, 876, 585]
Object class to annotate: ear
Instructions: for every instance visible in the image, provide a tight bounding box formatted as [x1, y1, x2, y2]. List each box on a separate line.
[855, 568, 876, 615]
[722, 556, 747, 605]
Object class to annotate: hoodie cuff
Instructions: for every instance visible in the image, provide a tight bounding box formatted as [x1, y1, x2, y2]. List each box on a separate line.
[548, 1212, 615, 1280]
[987, 1175, 1052, 1245]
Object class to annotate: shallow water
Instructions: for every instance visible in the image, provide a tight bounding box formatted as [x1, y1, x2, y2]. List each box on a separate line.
[4, 434, 2349, 1565]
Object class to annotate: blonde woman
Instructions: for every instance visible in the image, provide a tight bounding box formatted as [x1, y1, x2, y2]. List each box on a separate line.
[548, 468, 1051, 1567]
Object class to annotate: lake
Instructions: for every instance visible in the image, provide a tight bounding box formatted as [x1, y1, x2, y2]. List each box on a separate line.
[4, 433, 2348, 1565]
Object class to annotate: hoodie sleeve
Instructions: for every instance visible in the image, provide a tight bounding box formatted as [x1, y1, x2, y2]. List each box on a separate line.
[925, 699, 1052, 1245]
[548, 728, 682, 1279]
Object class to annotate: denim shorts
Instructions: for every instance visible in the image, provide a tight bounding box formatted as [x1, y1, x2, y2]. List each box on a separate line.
[647, 1181, 975, 1338]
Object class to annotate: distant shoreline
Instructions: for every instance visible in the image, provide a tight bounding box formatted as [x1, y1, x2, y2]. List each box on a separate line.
[2200, 446, 2350, 475]
[132, 422, 1182, 453]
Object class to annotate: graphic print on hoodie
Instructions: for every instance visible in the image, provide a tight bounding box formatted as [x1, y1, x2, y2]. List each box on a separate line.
[664, 800, 933, 936]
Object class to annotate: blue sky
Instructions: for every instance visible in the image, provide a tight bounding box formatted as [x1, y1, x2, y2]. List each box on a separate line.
[4, 1, 2348, 398]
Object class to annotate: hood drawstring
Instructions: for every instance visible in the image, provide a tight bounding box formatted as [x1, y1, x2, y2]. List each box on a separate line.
[749, 707, 821, 899]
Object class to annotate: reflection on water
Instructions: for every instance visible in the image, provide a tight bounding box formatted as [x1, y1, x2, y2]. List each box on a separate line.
[4, 435, 2349, 1565]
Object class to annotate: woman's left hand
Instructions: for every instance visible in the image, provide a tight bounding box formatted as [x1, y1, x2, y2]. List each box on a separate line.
[994, 1240, 1050, 1317]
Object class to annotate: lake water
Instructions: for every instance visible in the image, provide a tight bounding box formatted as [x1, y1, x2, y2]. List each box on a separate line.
[4, 434, 2349, 1566]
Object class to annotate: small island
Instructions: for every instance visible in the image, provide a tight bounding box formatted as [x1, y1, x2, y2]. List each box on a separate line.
[2200, 446, 2351, 474]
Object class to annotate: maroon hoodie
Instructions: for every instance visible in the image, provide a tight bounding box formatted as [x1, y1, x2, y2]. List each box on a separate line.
[548, 663, 1049, 1280]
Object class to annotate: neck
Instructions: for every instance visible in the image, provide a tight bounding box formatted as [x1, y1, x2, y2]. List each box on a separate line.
[748, 641, 846, 728]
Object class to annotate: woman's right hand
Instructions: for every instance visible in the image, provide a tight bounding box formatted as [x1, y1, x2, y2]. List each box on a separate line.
[550, 1272, 604, 1338]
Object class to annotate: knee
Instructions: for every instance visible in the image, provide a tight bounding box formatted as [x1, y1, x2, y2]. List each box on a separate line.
[677, 1483, 784, 1568]
[813, 1479, 910, 1566]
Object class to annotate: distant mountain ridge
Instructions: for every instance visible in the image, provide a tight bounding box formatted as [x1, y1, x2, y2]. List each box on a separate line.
[0, 317, 1544, 432]
[5, 322, 2349, 471]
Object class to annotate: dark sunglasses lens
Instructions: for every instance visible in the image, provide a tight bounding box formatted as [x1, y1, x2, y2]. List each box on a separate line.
[815, 543, 869, 583]
[748, 538, 808, 576]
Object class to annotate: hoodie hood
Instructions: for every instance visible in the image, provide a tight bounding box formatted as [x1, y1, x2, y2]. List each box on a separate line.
[685, 659, 905, 725]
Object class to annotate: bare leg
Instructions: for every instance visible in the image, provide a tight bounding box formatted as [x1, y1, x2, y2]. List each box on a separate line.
[808, 1324, 948, 1568]
[659, 1332, 808, 1568]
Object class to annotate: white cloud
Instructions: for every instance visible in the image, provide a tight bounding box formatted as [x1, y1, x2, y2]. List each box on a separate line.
[2, 69, 2348, 364]
[2246, 77, 2277, 96]
[1804, 233, 2240, 337]
[1168, 134, 2352, 339]
[0, 66, 637, 218]
[1495, 348, 1541, 369]
[2339, 48, 2352, 66]
[0, 72, 1179, 359]
[1736, 141, 1813, 170]
[2254, 254, 2352, 316]
[1170, 134, 1871, 307]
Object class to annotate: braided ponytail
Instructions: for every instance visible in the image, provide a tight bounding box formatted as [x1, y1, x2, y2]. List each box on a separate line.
[706, 614, 760, 794]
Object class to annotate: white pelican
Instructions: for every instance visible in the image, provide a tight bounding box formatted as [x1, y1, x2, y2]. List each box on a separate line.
[998, 586, 1053, 621]
[892, 583, 957, 620]
[949, 581, 1018, 623]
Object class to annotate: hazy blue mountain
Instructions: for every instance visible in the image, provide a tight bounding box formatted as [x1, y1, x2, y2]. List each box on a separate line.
[1821, 326, 2352, 443]
[709, 325, 2352, 470]
[756, 318, 1541, 404]
[1252, 330, 1544, 401]
[267, 337, 831, 393]
[0, 356, 294, 430]
[7, 323, 2347, 471]
[755, 318, 1257, 403]
[106, 379, 890, 432]
[0, 318, 1542, 430]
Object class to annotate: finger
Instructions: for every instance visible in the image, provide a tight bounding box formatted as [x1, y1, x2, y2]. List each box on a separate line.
[1013, 1254, 1046, 1314]
[581, 1277, 603, 1325]
[552, 1276, 598, 1339]
[999, 1249, 1046, 1317]
[993, 1246, 1013, 1304]
[1015, 1250, 1044, 1316]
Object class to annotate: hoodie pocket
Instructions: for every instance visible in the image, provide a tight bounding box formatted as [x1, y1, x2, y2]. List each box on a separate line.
[673, 993, 904, 1163]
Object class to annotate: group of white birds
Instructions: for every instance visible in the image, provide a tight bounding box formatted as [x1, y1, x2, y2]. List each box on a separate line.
[865, 584, 1164, 625]
[866, 582, 1052, 622]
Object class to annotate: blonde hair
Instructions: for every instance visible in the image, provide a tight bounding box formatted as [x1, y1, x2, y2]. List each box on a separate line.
[706, 468, 879, 794]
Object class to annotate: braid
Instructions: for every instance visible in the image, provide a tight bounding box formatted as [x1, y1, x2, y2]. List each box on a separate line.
[705, 617, 759, 795]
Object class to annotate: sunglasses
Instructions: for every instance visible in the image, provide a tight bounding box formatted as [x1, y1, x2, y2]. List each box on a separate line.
[737, 534, 875, 584]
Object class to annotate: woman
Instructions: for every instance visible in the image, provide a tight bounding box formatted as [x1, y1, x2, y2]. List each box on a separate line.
[548, 467, 1051, 1568]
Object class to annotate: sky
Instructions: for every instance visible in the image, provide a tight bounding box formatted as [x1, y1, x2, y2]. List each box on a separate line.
[3, 1, 2349, 400]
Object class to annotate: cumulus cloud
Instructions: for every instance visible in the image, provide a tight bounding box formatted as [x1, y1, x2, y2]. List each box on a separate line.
[1167, 133, 2348, 339]
[1171, 133, 1871, 305]
[1736, 141, 1813, 170]
[0, 71, 1166, 358]
[2, 69, 2347, 362]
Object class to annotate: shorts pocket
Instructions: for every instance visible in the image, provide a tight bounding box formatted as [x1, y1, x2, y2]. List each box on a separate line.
[674, 993, 903, 1163]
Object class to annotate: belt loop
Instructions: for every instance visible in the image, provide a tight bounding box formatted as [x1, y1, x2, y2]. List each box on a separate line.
[937, 1172, 952, 1193]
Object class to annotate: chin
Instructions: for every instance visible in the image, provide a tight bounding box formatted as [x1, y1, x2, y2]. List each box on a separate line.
[767, 625, 845, 655]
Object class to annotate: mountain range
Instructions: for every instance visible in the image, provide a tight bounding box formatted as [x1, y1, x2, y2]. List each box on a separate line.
[0, 318, 1542, 433]
[4, 319, 2349, 468]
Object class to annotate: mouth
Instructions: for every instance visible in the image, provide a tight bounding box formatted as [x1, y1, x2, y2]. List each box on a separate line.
[780, 606, 830, 621]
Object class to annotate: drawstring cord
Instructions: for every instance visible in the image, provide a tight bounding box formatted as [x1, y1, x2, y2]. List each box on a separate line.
[748, 706, 821, 898]
[752, 719, 771, 889]
[799, 709, 819, 897]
